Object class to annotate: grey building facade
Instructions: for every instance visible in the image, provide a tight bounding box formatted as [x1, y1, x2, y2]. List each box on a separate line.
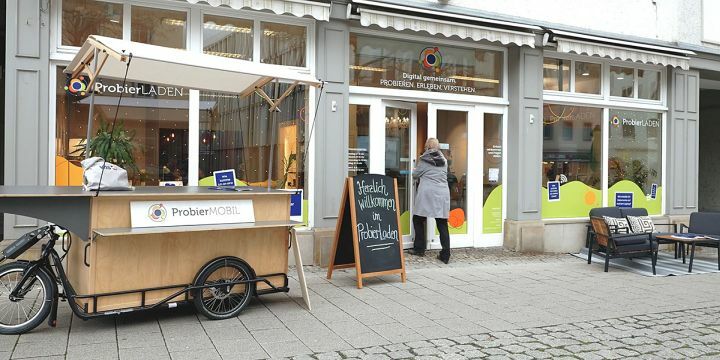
[5, 0, 720, 265]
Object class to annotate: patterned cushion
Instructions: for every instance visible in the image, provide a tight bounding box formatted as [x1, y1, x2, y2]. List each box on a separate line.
[603, 216, 631, 234]
[627, 215, 656, 233]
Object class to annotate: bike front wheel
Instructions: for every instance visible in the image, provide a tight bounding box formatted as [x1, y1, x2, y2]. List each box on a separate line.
[0, 262, 54, 334]
[192, 258, 254, 320]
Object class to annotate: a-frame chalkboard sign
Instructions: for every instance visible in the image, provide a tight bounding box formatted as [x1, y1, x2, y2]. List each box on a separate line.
[326, 174, 407, 288]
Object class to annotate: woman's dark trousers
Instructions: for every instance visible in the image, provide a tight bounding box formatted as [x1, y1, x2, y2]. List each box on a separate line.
[413, 215, 451, 260]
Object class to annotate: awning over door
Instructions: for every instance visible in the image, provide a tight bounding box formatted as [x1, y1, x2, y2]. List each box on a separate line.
[552, 30, 694, 70]
[358, 8, 536, 47]
[183, 0, 330, 21]
[65, 35, 321, 96]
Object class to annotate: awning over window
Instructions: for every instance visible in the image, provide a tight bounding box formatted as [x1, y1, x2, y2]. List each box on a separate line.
[65, 35, 322, 96]
[183, 0, 330, 21]
[357, 7, 536, 47]
[552, 30, 694, 70]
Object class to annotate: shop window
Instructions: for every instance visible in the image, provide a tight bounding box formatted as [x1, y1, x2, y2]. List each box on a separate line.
[131, 6, 187, 49]
[203, 15, 253, 61]
[61, 0, 123, 47]
[638, 69, 660, 100]
[542, 104, 603, 218]
[198, 83, 307, 191]
[349, 33, 503, 97]
[55, 67, 189, 186]
[543, 58, 570, 92]
[348, 104, 370, 177]
[261, 23, 306, 67]
[608, 110, 662, 214]
[610, 66, 635, 97]
[574, 62, 601, 94]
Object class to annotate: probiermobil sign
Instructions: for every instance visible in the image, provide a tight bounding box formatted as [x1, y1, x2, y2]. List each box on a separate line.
[130, 200, 254, 228]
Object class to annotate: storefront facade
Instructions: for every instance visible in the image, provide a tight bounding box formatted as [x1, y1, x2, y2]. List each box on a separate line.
[4, 0, 719, 264]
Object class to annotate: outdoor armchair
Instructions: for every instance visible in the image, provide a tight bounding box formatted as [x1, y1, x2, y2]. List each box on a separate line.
[588, 216, 658, 274]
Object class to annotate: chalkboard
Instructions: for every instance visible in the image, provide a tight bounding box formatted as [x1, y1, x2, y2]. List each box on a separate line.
[327, 174, 406, 288]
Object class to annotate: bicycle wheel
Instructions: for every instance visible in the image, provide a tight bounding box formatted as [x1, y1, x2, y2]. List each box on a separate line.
[0, 262, 54, 334]
[192, 258, 254, 320]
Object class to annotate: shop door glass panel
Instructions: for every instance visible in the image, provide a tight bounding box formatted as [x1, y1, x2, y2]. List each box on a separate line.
[349, 105, 371, 177]
[385, 106, 412, 236]
[436, 110, 468, 235]
[483, 113, 503, 234]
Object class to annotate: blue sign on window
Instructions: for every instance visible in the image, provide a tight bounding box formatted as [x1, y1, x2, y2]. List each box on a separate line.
[615, 192, 634, 208]
[547, 181, 561, 202]
[213, 169, 236, 187]
[650, 183, 658, 199]
[290, 191, 302, 217]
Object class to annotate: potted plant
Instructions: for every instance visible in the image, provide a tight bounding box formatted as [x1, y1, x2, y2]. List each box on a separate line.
[71, 120, 139, 175]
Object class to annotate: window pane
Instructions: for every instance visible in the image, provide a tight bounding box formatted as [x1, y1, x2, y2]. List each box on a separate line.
[131, 6, 187, 49]
[610, 66, 634, 97]
[203, 15, 253, 61]
[638, 69, 660, 100]
[483, 113, 503, 234]
[543, 58, 570, 91]
[542, 104, 603, 218]
[261, 23, 306, 67]
[348, 105, 370, 177]
[350, 33, 503, 97]
[62, 0, 123, 46]
[608, 110, 662, 215]
[198, 83, 307, 191]
[55, 68, 189, 186]
[575, 62, 601, 94]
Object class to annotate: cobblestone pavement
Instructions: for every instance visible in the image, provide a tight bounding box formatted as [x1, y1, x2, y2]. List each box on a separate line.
[2, 248, 720, 359]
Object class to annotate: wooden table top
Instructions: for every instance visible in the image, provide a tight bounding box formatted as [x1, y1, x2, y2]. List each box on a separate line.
[655, 234, 720, 243]
[0, 186, 296, 198]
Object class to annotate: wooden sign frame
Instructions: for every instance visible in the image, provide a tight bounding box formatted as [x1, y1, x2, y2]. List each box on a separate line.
[326, 177, 407, 288]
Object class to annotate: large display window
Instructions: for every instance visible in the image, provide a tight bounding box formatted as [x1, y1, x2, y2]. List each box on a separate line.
[198, 83, 307, 190]
[55, 68, 190, 186]
[608, 109, 662, 214]
[542, 105, 603, 218]
[350, 33, 503, 97]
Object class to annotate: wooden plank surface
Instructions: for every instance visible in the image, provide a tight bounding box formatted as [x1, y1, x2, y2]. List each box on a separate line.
[93, 220, 301, 237]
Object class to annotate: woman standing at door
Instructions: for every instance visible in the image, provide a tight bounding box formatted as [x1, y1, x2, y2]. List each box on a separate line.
[409, 138, 451, 263]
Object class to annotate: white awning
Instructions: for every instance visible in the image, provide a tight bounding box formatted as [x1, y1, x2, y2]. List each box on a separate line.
[182, 0, 330, 21]
[64, 35, 321, 97]
[357, 7, 536, 47]
[553, 30, 693, 70]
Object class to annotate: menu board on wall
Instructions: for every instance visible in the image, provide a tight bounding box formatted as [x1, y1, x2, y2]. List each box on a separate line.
[326, 174, 407, 288]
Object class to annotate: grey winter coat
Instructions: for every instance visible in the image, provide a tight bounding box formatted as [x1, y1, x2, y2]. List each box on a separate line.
[412, 150, 450, 219]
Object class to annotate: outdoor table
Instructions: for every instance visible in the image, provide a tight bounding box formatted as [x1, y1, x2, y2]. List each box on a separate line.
[0, 186, 311, 313]
[654, 234, 720, 273]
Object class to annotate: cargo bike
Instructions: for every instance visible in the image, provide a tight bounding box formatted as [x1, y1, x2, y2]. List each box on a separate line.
[0, 35, 321, 334]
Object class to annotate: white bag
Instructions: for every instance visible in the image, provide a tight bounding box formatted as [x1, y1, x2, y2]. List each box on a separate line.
[81, 157, 133, 191]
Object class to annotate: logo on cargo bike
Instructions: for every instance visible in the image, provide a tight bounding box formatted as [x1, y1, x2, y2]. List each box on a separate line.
[147, 203, 167, 222]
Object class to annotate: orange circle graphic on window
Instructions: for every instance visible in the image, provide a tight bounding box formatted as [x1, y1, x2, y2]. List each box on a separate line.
[448, 208, 465, 228]
[585, 191, 597, 205]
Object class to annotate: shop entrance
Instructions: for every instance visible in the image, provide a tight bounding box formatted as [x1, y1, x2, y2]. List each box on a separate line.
[699, 70, 720, 211]
[349, 97, 506, 249]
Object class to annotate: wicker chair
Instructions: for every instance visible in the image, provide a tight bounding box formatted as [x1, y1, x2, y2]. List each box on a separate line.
[589, 216, 658, 274]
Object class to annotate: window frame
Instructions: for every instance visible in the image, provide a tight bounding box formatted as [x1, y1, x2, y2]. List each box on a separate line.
[543, 51, 667, 108]
[49, 0, 317, 226]
[541, 100, 667, 220]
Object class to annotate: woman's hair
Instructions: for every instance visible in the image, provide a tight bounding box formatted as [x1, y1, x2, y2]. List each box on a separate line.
[425, 138, 440, 151]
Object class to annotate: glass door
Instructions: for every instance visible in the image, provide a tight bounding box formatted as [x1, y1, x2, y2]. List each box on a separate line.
[426, 104, 506, 249]
[381, 101, 417, 248]
[427, 104, 475, 248]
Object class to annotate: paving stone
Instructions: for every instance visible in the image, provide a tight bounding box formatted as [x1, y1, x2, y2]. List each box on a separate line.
[387, 350, 414, 359]
[65, 342, 118, 360]
[119, 346, 171, 360]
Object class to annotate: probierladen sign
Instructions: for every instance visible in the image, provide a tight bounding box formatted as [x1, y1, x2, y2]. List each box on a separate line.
[327, 174, 407, 288]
